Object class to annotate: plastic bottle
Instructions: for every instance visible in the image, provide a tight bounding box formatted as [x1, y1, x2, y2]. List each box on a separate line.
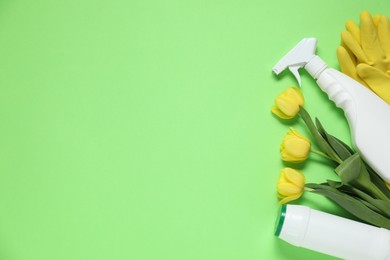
[275, 204, 390, 259]
[272, 38, 390, 183]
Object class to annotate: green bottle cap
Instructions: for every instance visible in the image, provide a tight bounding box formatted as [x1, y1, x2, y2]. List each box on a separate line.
[274, 204, 287, 237]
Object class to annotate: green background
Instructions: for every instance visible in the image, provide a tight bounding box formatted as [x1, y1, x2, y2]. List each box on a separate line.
[0, 0, 388, 259]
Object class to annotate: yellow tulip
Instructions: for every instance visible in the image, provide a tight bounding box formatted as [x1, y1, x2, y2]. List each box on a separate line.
[281, 128, 311, 163]
[277, 168, 306, 204]
[271, 87, 304, 119]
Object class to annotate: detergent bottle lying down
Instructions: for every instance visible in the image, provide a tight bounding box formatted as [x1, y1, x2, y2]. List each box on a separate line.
[275, 204, 390, 260]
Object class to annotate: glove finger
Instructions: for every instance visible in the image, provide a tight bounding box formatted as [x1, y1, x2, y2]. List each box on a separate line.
[337, 46, 366, 86]
[341, 30, 368, 63]
[337, 46, 356, 75]
[346, 20, 361, 45]
[360, 11, 384, 64]
[373, 14, 381, 27]
[357, 64, 390, 104]
[377, 15, 390, 59]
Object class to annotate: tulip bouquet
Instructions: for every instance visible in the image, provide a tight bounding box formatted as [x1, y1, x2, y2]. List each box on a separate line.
[272, 86, 390, 229]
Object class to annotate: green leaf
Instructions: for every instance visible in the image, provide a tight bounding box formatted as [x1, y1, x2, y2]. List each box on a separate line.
[335, 153, 361, 184]
[365, 164, 390, 200]
[327, 135, 353, 161]
[332, 136, 355, 154]
[359, 199, 383, 214]
[336, 154, 388, 201]
[314, 117, 327, 138]
[306, 183, 390, 229]
[326, 179, 343, 189]
[298, 107, 342, 164]
[338, 185, 390, 218]
[315, 118, 353, 161]
[325, 182, 385, 215]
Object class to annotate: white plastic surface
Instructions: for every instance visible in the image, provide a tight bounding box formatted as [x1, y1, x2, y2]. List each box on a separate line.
[279, 205, 390, 260]
[315, 67, 390, 183]
[272, 38, 317, 86]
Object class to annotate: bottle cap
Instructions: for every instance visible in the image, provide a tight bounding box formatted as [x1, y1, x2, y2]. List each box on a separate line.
[274, 205, 310, 246]
[274, 204, 286, 237]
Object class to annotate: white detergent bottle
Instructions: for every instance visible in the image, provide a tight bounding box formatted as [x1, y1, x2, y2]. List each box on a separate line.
[272, 38, 390, 183]
[275, 204, 390, 260]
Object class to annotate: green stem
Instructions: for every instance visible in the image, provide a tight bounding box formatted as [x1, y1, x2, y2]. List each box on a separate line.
[304, 186, 314, 192]
[311, 149, 342, 163]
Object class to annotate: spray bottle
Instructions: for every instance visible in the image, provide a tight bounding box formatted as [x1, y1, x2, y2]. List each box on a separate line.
[273, 38, 390, 183]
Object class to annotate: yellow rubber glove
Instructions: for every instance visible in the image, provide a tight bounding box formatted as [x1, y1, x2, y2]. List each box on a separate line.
[337, 11, 390, 105]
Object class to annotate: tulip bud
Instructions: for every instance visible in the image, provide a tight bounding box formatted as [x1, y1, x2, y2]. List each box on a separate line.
[277, 168, 306, 204]
[281, 128, 311, 163]
[271, 87, 304, 119]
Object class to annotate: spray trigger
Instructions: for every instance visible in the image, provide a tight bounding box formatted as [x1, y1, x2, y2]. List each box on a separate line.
[288, 66, 302, 87]
[272, 38, 318, 87]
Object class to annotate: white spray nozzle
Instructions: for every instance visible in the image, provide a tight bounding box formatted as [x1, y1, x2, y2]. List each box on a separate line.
[272, 38, 318, 86]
